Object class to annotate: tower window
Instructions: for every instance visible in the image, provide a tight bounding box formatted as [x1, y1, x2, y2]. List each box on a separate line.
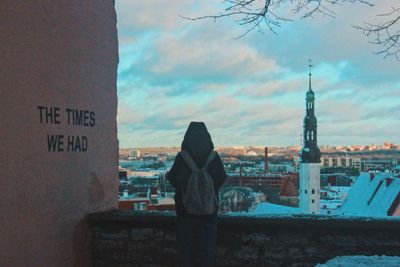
[305, 189, 307, 194]
[312, 199, 315, 203]
[312, 189, 315, 194]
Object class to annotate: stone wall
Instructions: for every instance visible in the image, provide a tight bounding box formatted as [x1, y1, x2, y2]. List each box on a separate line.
[89, 211, 400, 267]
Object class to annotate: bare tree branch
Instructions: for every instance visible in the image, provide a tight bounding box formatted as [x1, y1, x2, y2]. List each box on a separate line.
[181, 0, 373, 38]
[354, 6, 400, 60]
[183, 0, 400, 60]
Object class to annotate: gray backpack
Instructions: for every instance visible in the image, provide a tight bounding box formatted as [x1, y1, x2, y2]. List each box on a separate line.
[180, 150, 218, 215]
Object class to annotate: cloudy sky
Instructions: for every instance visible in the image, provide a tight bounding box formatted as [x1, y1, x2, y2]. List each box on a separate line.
[115, 0, 400, 148]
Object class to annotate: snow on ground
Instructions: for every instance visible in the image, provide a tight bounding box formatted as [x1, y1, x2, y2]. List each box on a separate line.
[317, 255, 400, 267]
[247, 202, 300, 215]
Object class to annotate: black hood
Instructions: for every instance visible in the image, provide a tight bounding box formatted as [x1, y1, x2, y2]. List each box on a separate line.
[181, 121, 214, 167]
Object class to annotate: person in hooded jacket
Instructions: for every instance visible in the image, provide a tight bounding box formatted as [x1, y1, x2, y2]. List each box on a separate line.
[167, 122, 227, 267]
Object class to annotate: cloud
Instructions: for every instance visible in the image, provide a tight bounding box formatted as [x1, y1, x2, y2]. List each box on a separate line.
[116, 0, 194, 31]
[115, 0, 400, 148]
[117, 102, 146, 126]
[119, 26, 279, 89]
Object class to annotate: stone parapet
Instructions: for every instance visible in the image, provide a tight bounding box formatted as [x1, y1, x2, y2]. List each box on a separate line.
[89, 211, 400, 267]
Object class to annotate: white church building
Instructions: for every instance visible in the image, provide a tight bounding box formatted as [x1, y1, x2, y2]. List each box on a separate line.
[299, 62, 322, 214]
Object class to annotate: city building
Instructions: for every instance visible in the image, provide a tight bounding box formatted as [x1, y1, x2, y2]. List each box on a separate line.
[128, 149, 141, 159]
[219, 187, 258, 213]
[225, 173, 299, 190]
[159, 172, 174, 196]
[119, 197, 150, 211]
[361, 159, 399, 172]
[321, 156, 362, 171]
[119, 167, 128, 180]
[264, 147, 269, 173]
[269, 163, 296, 173]
[279, 177, 299, 205]
[299, 62, 322, 214]
[320, 173, 352, 187]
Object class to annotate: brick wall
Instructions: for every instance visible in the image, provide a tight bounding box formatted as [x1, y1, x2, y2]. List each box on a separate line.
[89, 211, 400, 267]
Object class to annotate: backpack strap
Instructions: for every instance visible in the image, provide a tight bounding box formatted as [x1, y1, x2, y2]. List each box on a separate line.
[201, 151, 217, 172]
[180, 150, 217, 172]
[180, 150, 200, 172]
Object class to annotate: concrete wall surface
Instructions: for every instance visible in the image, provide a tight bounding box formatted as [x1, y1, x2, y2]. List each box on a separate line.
[0, 1, 119, 266]
[89, 211, 400, 267]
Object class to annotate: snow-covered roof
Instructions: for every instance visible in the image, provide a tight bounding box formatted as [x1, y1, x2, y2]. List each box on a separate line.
[340, 173, 400, 217]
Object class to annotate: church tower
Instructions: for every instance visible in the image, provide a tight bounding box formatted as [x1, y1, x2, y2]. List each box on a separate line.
[299, 60, 321, 214]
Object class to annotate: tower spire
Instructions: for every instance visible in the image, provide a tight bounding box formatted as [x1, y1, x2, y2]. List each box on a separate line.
[308, 59, 313, 91]
[301, 60, 320, 163]
[299, 61, 321, 215]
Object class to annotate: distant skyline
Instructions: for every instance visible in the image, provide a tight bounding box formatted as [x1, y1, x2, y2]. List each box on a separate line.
[116, 1, 400, 148]
[120, 143, 399, 150]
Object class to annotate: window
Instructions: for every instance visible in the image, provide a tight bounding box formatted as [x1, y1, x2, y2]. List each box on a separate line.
[312, 189, 315, 194]
[341, 158, 347, 167]
[305, 189, 307, 194]
[312, 199, 315, 203]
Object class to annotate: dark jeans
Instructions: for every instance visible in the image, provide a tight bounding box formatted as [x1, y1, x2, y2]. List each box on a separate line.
[176, 214, 217, 267]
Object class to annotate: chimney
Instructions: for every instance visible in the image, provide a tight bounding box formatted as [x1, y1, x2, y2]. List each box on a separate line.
[265, 147, 269, 173]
